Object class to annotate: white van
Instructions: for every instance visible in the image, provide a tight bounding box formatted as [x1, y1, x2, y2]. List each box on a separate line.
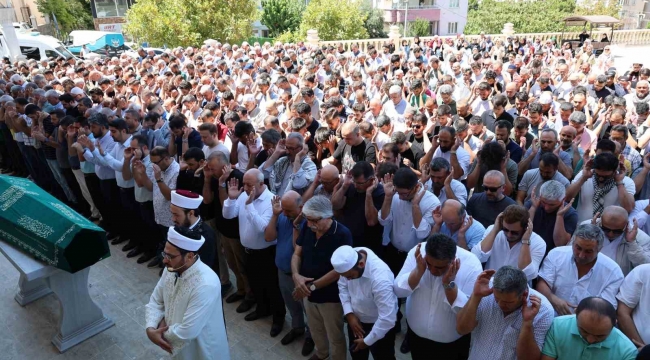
[0, 31, 76, 61]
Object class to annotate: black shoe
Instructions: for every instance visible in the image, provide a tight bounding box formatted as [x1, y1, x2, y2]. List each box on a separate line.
[221, 282, 232, 297]
[147, 257, 162, 268]
[111, 237, 128, 245]
[127, 248, 143, 258]
[244, 311, 269, 321]
[270, 323, 284, 337]
[400, 335, 410, 354]
[137, 252, 156, 264]
[122, 242, 138, 252]
[226, 293, 245, 304]
[301, 337, 315, 356]
[236, 299, 255, 313]
[106, 232, 118, 241]
[281, 328, 305, 345]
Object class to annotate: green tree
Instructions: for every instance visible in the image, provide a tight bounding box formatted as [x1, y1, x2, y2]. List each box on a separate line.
[296, 0, 368, 41]
[260, 0, 304, 38]
[465, 0, 575, 35]
[124, 0, 258, 47]
[36, 0, 93, 37]
[361, 0, 387, 38]
[575, 0, 621, 18]
[408, 18, 431, 37]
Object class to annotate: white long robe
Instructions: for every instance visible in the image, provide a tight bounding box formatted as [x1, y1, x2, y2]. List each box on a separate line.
[145, 259, 230, 360]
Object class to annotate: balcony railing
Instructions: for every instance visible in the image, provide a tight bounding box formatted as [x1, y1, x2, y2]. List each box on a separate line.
[390, 3, 439, 9]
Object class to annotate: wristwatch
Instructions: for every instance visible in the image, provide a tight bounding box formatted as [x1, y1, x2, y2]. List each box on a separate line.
[156, 178, 163, 183]
[309, 282, 317, 291]
[521, 238, 531, 245]
[443, 281, 456, 290]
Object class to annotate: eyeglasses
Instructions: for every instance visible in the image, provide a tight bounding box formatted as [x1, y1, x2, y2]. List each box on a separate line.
[483, 184, 503, 193]
[411, 125, 422, 129]
[600, 225, 625, 235]
[161, 251, 181, 260]
[502, 227, 521, 236]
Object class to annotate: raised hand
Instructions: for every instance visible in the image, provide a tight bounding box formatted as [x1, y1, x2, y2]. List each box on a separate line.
[245, 184, 257, 205]
[442, 257, 460, 285]
[473, 270, 496, 298]
[411, 183, 425, 205]
[522, 218, 533, 241]
[626, 218, 638, 243]
[247, 137, 261, 156]
[274, 139, 288, 157]
[459, 216, 473, 235]
[343, 170, 353, 187]
[432, 206, 442, 225]
[414, 243, 427, 275]
[452, 136, 462, 151]
[494, 212, 505, 232]
[643, 153, 650, 170]
[556, 199, 574, 216]
[531, 138, 539, 154]
[420, 162, 430, 184]
[124, 147, 134, 160]
[182, 126, 192, 139]
[382, 173, 395, 197]
[152, 163, 162, 180]
[271, 195, 282, 216]
[583, 158, 594, 178]
[591, 211, 601, 225]
[219, 164, 233, 184]
[530, 185, 541, 208]
[227, 177, 242, 200]
[519, 136, 526, 149]
[615, 160, 626, 182]
[366, 177, 378, 196]
[522, 295, 541, 323]
[227, 130, 239, 144]
[444, 166, 454, 187]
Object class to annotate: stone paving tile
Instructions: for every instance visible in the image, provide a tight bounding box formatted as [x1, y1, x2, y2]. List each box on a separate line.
[0, 240, 416, 360]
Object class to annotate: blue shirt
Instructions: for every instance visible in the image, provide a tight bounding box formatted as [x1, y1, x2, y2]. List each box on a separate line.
[505, 140, 523, 163]
[83, 132, 116, 179]
[274, 214, 301, 274]
[542, 315, 637, 360]
[439, 216, 486, 250]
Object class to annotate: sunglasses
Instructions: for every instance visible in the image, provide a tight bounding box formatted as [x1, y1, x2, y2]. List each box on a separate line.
[600, 225, 625, 235]
[483, 185, 502, 193]
[502, 227, 521, 236]
[411, 125, 422, 129]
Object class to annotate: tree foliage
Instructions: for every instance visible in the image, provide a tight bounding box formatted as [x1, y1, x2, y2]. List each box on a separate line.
[36, 0, 93, 37]
[296, 0, 368, 41]
[575, 0, 621, 19]
[465, 0, 576, 35]
[408, 18, 431, 37]
[361, 0, 388, 39]
[124, 0, 258, 47]
[260, 0, 304, 38]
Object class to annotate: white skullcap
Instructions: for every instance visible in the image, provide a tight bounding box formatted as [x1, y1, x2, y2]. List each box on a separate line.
[242, 94, 255, 103]
[539, 92, 552, 104]
[167, 227, 204, 251]
[171, 190, 203, 209]
[70, 87, 85, 96]
[331, 246, 358, 273]
[389, 85, 401, 95]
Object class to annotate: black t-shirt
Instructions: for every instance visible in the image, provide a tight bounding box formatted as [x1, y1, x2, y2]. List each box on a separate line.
[297, 220, 353, 303]
[210, 169, 244, 239]
[466, 192, 516, 228]
[41, 116, 58, 160]
[336, 184, 385, 252]
[525, 201, 578, 258]
[400, 146, 425, 171]
[174, 129, 203, 159]
[306, 119, 320, 156]
[333, 138, 377, 173]
[407, 132, 433, 156]
[195, 221, 216, 270]
[176, 170, 214, 220]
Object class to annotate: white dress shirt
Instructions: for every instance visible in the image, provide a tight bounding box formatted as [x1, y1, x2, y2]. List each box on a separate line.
[394, 244, 483, 343]
[338, 248, 397, 346]
[539, 246, 624, 310]
[236, 136, 262, 171]
[222, 187, 275, 249]
[630, 200, 650, 236]
[378, 190, 440, 251]
[471, 225, 546, 281]
[423, 178, 468, 205]
[432, 146, 471, 180]
[92, 135, 134, 188]
[471, 98, 491, 117]
[616, 264, 650, 344]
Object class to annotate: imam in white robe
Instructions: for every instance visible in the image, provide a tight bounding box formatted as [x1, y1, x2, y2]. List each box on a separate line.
[145, 259, 230, 360]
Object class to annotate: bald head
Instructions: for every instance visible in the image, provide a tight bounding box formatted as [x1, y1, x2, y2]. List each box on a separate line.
[601, 206, 629, 240]
[243, 169, 265, 195]
[320, 165, 341, 193]
[561, 125, 576, 136]
[280, 190, 302, 219]
[441, 199, 465, 223]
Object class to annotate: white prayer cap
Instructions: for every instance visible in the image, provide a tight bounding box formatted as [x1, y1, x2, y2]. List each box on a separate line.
[539, 92, 553, 104]
[389, 85, 401, 95]
[171, 190, 203, 209]
[70, 87, 85, 96]
[167, 227, 204, 251]
[331, 246, 358, 273]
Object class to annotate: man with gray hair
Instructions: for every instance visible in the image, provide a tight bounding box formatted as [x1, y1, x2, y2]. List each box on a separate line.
[536, 224, 624, 315]
[261, 132, 317, 196]
[527, 180, 577, 257]
[587, 205, 650, 275]
[43, 89, 63, 114]
[381, 85, 408, 132]
[292, 195, 352, 360]
[569, 110, 597, 152]
[456, 266, 554, 360]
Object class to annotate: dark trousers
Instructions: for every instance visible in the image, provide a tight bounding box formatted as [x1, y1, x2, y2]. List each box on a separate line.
[2, 125, 27, 175]
[62, 167, 89, 216]
[156, 224, 169, 253]
[99, 178, 121, 236]
[347, 321, 396, 360]
[384, 243, 409, 324]
[139, 201, 158, 254]
[36, 149, 61, 197]
[408, 327, 470, 360]
[245, 245, 286, 324]
[118, 186, 140, 245]
[85, 173, 106, 224]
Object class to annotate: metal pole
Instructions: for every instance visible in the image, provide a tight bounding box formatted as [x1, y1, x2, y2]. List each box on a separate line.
[403, 0, 408, 37]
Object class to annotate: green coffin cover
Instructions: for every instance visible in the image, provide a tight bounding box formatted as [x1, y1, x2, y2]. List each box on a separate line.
[0, 175, 110, 273]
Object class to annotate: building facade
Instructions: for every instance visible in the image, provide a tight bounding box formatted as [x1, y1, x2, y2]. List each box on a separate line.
[377, 0, 468, 36]
[619, 0, 650, 29]
[89, 0, 133, 32]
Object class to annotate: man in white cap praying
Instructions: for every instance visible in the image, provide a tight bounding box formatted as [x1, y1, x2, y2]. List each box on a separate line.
[145, 226, 229, 359]
[331, 245, 397, 360]
[170, 189, 216, 271]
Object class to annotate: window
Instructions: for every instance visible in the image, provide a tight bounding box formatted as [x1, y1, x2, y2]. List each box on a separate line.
[447, 22, 458, 34]
[430, 21, 439, 35]
[449, 0, 459, 7]
[20, 46, 40, 60]
[95, 0, 130, 18]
